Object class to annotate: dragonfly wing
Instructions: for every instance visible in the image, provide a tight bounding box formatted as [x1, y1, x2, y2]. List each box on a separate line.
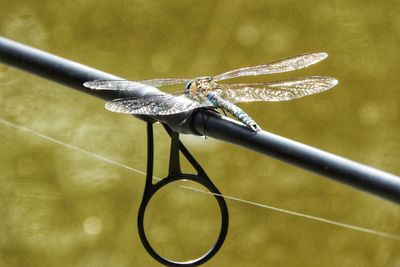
[84, 78, 190, 91]
[213, 52, 328, 81]
[83, 80, 158, 91]
[105, 94, 211, 115]
[137, 78, 191, 87]
[215, 76, 338, 103]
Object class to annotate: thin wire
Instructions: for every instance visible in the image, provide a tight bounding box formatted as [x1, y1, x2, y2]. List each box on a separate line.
[179, 185, 400, 241]
[1, 117, 399, 241]
[0, 117, 147, 177]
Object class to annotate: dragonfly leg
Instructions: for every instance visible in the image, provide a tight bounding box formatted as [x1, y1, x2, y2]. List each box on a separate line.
[220, 108, 228, 117]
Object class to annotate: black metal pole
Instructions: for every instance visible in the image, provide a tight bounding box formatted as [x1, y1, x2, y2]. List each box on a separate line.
[1, 37, 399, 204]
[193, 112, 400, 203]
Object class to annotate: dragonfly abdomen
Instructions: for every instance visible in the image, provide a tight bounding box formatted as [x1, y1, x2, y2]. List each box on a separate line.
[208, 92, 261, 132]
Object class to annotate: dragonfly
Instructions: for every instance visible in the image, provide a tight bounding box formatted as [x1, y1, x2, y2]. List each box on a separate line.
[84, 52, 338, 131]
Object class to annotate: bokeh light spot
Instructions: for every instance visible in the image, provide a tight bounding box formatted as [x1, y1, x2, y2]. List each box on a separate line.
[83, 216, 103, 236]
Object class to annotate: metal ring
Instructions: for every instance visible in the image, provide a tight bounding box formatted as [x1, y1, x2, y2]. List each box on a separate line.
[137, 173, 229, 266]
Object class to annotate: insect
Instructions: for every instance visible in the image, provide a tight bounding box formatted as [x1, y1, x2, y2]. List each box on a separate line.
[84, 52, 338, 131]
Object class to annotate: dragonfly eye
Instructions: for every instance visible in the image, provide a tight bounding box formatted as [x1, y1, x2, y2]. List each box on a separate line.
[184, 80, 193, 91]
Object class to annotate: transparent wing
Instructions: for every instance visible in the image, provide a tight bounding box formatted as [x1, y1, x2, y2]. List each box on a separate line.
[213, 52, 328, 81]
[84, 80, 157, 91]
[83, 78, 190, 91]
[137, 78, 191, 87]
[105, 94, 211, 115]
[215, 76, 338, 103]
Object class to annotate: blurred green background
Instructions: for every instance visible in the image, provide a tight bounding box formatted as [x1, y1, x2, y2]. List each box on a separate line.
[0, 0, 399, 266]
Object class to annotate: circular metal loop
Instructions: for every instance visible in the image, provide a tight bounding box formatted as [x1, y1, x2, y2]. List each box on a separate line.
[137, 173, 229, 266]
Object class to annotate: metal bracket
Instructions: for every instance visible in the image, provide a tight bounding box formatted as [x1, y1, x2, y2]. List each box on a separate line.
[137, 121, 229, 266]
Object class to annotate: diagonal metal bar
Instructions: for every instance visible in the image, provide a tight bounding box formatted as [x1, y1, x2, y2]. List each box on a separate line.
[0, 37, 399, 204]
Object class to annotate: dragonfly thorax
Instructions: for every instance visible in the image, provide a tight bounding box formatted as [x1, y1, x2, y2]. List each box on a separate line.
[185, 76, 219, 97]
